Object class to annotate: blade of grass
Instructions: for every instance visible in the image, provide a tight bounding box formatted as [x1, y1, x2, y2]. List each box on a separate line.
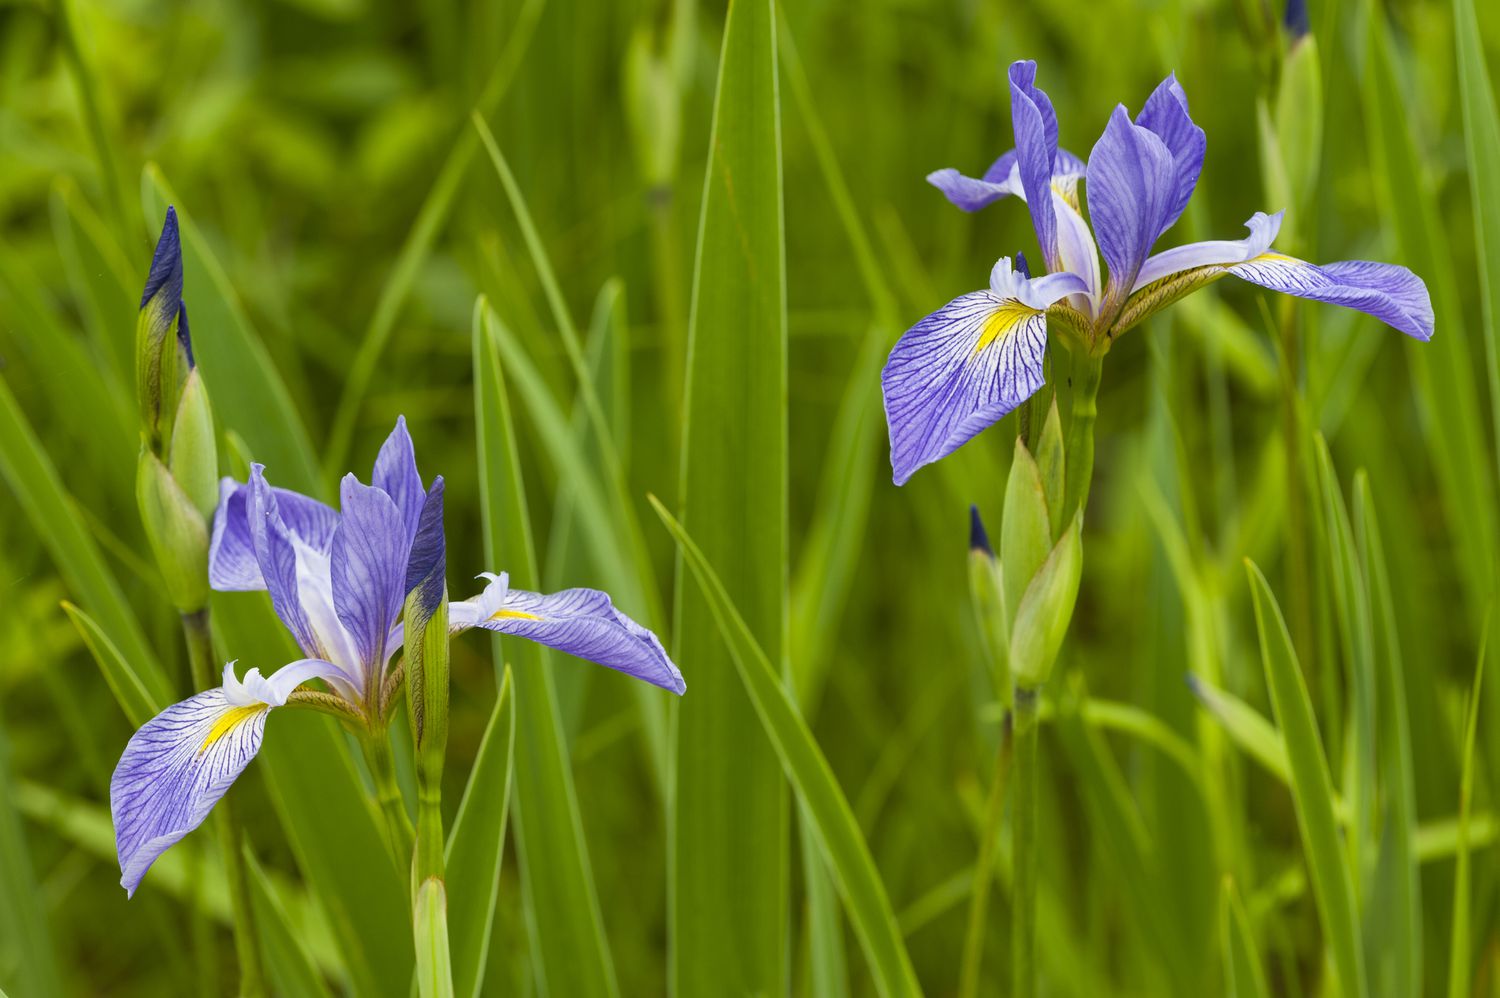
[323, 0, 547, 474]
[1353, 474, 1420, 998]
[651, 496, 921, 998]
[0, 372, 162, 688]
[142, 169, 323, 497]
[473, 299, 619, 996]
[445, 666, 516, 998]
[60, 601, 163, 728]
[1221, 879, 1270, 998]
[669, 1, 789, 994]
[244, 850, 335, 998]
[1446, 619, 1487, 998]
[1246, 560, 1368, 998]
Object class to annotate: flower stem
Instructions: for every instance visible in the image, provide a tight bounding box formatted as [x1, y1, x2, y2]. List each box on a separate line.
[1063, 353, 1103, 521]
[363, 728, 416, 870]
[958, 714, 1014, 998]
[183, 609, 266, 998]
[1011, 687, 1041, 998]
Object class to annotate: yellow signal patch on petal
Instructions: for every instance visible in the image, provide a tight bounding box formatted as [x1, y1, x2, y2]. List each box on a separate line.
[973, 302, 1040, 356]
[491, 609, 542, 622]
[199, 705, 268, 754]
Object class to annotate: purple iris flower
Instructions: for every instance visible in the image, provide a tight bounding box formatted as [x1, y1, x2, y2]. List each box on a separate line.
[885, 60, 1433, 485]
[111, 416, 683, 896]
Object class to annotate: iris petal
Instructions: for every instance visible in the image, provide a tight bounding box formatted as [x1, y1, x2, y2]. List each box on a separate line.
[1010, 61, 1064, 268]
[1087, 105, 1177, 311]
[111, 688, 268, 897]
[248, 466, 324, 658]
[209, 477, 339, 592]
[882, 261, 1086, 485]
[453, 574, 684, 694]
[927, 148, 1085, 214]
[1135, 74, 1206, 238]
[330, 475, 411, 677]
[1232, 256, 1435, 341]
[372, 415, 426, 542]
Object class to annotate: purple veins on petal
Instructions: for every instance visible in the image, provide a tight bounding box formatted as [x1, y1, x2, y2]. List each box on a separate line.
[372, 415, 426, 542]
[111, 688, 269, 897]
[210, 476, 339, 591]
[452, 573, 685, 694]
[1134, 74, 1206, 239]
[1010, 60, 1066, 267]
[1231, 256, 1434, 341]
[1087, 105, 1179, 307]
[330, 475, 412, 670]
[881, 258, 1086, 485]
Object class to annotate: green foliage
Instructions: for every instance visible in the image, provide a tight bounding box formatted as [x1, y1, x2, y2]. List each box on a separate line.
[0, 0, 1494, 994]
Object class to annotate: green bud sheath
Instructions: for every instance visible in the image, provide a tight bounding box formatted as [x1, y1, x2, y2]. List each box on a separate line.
[169, 369, 219, 521]
[136, 449, 210, 612]
[413, 876, 455, 998]
[1034, 397, 1066, 542]
[968, 544, 1011, 708]
[1009, 511, 1084, 688]
[1000, 437, 1051, 625]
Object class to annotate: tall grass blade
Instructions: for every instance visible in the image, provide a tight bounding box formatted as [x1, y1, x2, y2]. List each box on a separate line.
[651, 497, 922, 998]
[473, 299, 618, 997]
[445, 666, 516, 998]
[1246, 560, 1368, 998]
[670, 1, 789, 992]
[1446, 621, 1486, 998]
[244, 850, 335, 998]
[1353, 474, 1420, 998]
[60, 601, 163, 728]
[1220, 880, 1270, 998]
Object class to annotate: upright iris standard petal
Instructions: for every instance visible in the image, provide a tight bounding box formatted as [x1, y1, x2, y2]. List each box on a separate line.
[1010, 61, 1065, 267]
[373, 416, 426, 541]
[451, 574, 685, 694]
[881, 258, 1087, 485]
[247, 466, 324, 658]
[209, 477, 339, 591]
[1087, 106, 1178, 310]
[111, 659, 344, 896]
[1134, 74, 1206, 237]
[330, 475, 412, 672]
[1126, 212, 1434, 340]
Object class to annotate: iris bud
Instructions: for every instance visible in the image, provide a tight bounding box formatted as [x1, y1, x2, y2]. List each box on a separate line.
[1000, 437, 1050, 625]
[967, 506, 1011, 706]
[136, 449, 210, 613]
[1034, 397, 1065, 540]
[1008, 512, 1083, 689]
[169, 368, 219, 521]
[404, 479, 449, 886]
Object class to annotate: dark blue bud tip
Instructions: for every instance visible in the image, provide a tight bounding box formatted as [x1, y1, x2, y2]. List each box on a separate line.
[140, 207, 183, 309]
[969, 505, 993, 555]
[1283, 0, 1308, 39]
[176, 303, 195, 369]
[1015, 251, 1031, 279]
[406, 476, 448, 614]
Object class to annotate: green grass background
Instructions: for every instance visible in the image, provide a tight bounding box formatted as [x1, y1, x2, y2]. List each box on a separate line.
[1, 0, 1498, 994]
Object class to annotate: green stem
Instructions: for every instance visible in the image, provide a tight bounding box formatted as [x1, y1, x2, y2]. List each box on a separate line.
[1063, 353, 1103, 522]
[958, 716, 1014, 998]
[1011, 688, 1041, 998]
[363, 730, 416, 871]
[183, 610, 266, 998]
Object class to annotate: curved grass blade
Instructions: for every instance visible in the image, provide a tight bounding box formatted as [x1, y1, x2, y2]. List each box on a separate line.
[0, 373, 161, 687]
[142, 169, 323, 497]
[60, 601, 163, 728]
[445, 666, 516, 998]
[1246, 560, 1368, 998]
[244, 850, 335, 998]
[651, 497, 921, 998]
[474, 299, 619, 997]
[671, 1, 789, 991]
[1447, 620, 1487, 998]
[1220, 879, 1270, 998]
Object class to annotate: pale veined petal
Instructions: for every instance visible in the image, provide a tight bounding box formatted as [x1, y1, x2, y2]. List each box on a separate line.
[209, 476, 339, 592]
[111, 689, 269, 897]
[452, 573, 684, 694]
[882, 262, 1086, 485]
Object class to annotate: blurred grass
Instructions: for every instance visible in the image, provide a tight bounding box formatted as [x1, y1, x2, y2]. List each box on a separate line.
[0, 0, 1497, 994]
